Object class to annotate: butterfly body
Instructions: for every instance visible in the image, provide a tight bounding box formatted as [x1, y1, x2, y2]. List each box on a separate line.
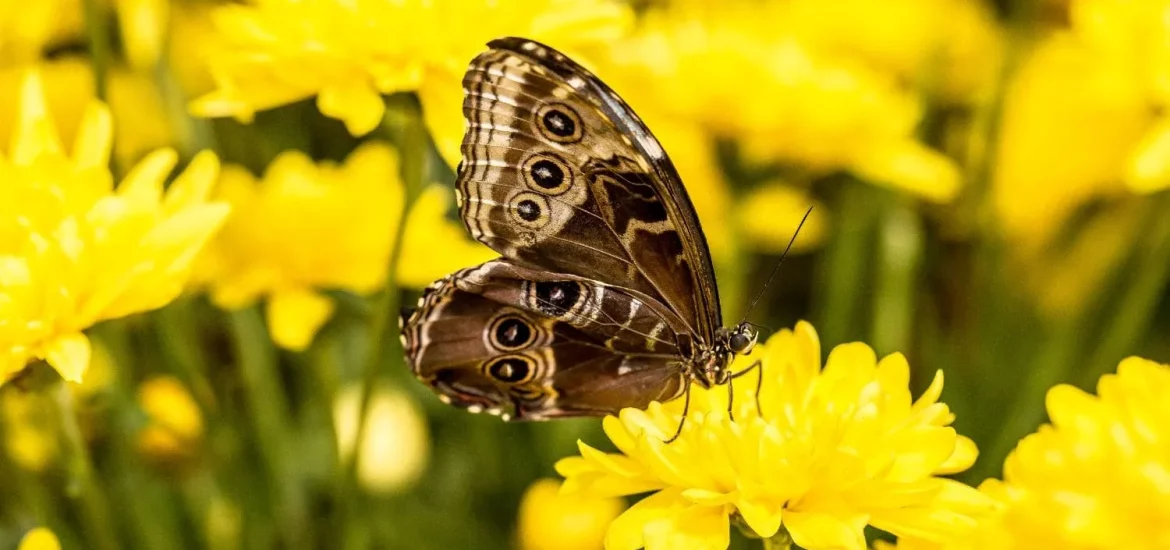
[401, 37, 757, 421]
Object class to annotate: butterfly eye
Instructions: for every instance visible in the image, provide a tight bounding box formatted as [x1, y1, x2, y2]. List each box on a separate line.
[533, 281, 583, 318]
[508, 193, 550, 228]
[522, 153, 573, 195]
[516, 200, 541, 221]
[489, 315, 534, 351]
[486, 356, 534, 384]
[728, 327, 758, 355]
[530, 160, 564, 189]
[535, 104, 583, 143]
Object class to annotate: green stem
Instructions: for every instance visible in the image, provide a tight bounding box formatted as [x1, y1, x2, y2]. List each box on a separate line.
[338, 97, 429, 547]
[54, 382, 120, 550]
[871, 196, 923, 356]
[82, 0, 110, 101]
[1076, 194, 1170, 388]
[978, 195, 1170, 479]
[816, 180, 879, 347]
[228, 307, 313, 550]
[155, 301, 217, 413]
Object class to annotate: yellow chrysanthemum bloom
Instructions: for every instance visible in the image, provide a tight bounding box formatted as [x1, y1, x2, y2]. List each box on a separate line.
[136, 375, 204, 463]
[0, 60, 175, 171]
[17, 527, 61, 550]
[0, 72, 229, 384]
[1070, 0, 1170, 193]
[780, 0, 1003, 103]
[190, 0, 632, 166]
[519, 478, 624, 550]
[883, 356, 1170, 550]
[556, 321, 992, 550]
[738, 183, 827, 255]
[601, 1, 960, 202]
[0, 0, 83, 64]
[994, 356, 1170, 548]
[992, 33, 1150, 254]
[196, 143, 493, 350]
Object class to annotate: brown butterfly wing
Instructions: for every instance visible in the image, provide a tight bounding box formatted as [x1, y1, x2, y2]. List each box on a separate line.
[456, 37, 722, 343]
[401, 259, 687, 418]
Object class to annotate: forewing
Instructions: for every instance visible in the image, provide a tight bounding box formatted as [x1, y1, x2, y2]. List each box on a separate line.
[401, 260, 687, 419]
[456, 37, 722, 341]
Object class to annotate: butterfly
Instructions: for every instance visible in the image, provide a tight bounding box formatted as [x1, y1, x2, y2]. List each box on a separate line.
[401, 37, 770, 441]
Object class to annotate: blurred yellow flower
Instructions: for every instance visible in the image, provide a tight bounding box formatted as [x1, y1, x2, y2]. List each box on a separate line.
[334, 384, 428, 494]
[136, 375, 204, 463]
[190, 0, 632, 166]
[992, 33, 1150, 252]
[1, 386, 59, 472]
[0, 71, 229, 384]
[398, 184, 497, 289]
[781, 0, 1003, 103]
[738, 183, 826, 254]
[602, 1, 960, 202]
[0, 59, 176, 170]
[196, 143, 491, 350]
[116, 0, 169, 70]
[197, 143, 400, 350]
[0, 0, 83, 65]
[17, 527, 61, 550]
[518, 478, 623, 550]
[1068, 0, 1170, 193]
[556, 321, 992, 550]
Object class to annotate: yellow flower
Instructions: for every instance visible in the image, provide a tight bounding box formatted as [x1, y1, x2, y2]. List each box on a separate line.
[136, 375, 204, 463]
[17, 527, 61, 550]
[196, 143, 400, 350]
[195, 143, 491, 350]
[518, 478, 624, 550]
[1, 386, 59, 472]
[0, 59, 176, 171]
[992, 33, 1150, 253]
[601, 1, 960, 202]
[0, 0, 84, 65]
[190, 0, 632, 166]
[115, 0, 169, 70]
[1068, 0, 1170, 193]
[994, 356, 1170, 548]
[334, 384, 429, 494]
[556, 322, 992, 550]
[885, 356, 1170, 550]
[738, 183, 827, 255]
[780, 0, 1003, 103]
[398, 184, 498, 289]
[0, 71, 229, 384]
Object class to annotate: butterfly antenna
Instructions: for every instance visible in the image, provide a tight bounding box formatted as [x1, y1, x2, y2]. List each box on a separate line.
[739, 206, 814, 325]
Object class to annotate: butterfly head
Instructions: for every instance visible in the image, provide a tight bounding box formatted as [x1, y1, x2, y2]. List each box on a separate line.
[727, 322, 759, 356]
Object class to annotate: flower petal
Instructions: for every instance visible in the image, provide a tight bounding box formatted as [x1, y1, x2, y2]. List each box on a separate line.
[605, 488, 688, 550]
[642, 502, 730, 550]
[317, 79, 386, 136]
[935, 435, 978, 474]
[41, 332, 91, 383]
[11, 71, 63, 163]
[785, 509, 867, 550]
[72, 103, 113, 169]
[265, 289, 335, 351]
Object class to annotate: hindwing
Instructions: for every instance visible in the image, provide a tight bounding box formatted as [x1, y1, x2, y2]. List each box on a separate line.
[456, 37, 722, 342]
[401, 260, 688, 418]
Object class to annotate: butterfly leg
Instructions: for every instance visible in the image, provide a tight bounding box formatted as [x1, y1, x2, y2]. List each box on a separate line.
[729, 360, 764, 418]
[664, 381, 692, 444]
